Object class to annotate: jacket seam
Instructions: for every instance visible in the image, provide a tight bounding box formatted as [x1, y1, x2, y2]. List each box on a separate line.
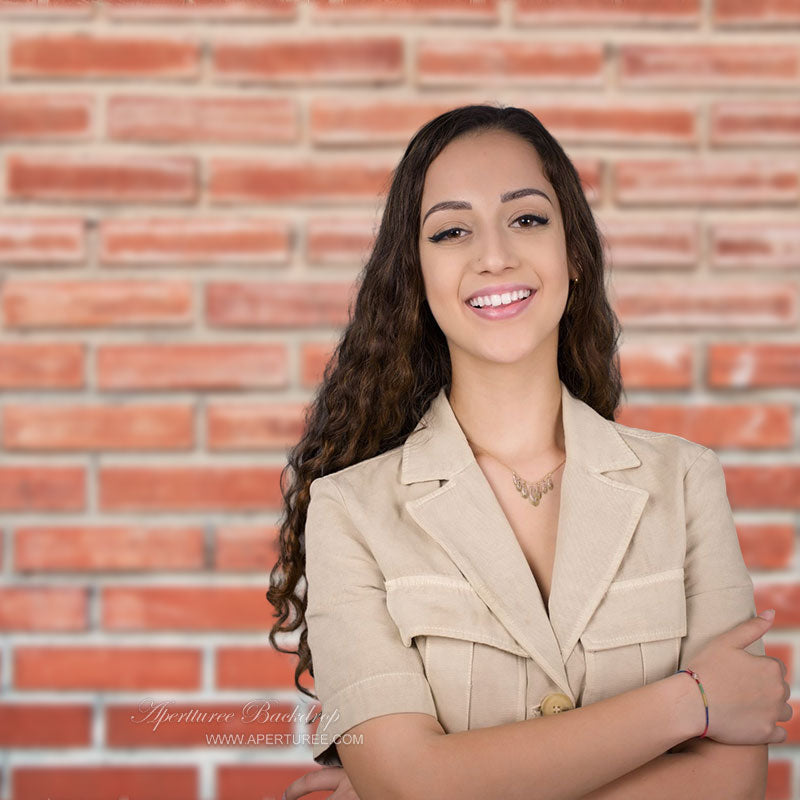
[683, 445, 711, 483]
[326, 476, 373, 553]
[685, 583, 753, 600]
[326, 671, 433, 705]
[328, 476, 352, 517]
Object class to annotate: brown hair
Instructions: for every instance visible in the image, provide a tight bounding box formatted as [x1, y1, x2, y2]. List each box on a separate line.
[266, 103, 624, 700]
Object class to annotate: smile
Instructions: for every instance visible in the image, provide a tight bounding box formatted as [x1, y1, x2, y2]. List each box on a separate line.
[465, 289, 536, 320]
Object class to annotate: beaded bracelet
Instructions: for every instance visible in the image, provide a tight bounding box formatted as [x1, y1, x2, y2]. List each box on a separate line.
[675, 667, 709, 738]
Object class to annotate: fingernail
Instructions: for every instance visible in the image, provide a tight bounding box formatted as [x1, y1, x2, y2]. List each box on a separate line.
[758, 608, 775, 620]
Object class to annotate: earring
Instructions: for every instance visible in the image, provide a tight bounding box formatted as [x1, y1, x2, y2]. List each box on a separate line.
[566, 276, 579, 311]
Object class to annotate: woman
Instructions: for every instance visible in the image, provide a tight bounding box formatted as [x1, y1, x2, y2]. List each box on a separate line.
[267, 104, 791, 800]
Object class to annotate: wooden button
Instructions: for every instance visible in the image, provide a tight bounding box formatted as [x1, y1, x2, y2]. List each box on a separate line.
[540, 692, 574, 715]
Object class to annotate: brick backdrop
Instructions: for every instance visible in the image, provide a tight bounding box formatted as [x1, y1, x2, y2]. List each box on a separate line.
[0, 0, 798, 798]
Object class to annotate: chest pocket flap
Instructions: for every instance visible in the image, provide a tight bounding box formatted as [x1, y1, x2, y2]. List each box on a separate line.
[581, 567, 687, 650]
[385, 575, 528, 657]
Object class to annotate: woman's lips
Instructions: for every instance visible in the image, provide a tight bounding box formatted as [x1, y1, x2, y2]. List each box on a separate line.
[465, 290, 536, 320]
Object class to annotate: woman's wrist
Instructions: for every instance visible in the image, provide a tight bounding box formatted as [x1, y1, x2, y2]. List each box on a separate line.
[661, 671, 708, 742]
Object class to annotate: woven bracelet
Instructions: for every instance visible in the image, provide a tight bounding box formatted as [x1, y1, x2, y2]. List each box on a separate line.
[675, 667, 709, 739]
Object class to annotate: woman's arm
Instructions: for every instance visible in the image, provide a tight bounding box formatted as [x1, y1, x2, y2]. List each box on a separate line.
[337, 670, 709, 800]
[578, 740, 768, 800]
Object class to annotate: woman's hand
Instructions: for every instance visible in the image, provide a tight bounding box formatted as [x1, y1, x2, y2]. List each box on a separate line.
[283, 766, 361, 800]
[687, 611, 791, 745]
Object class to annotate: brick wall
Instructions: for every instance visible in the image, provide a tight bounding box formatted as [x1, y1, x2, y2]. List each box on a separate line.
[0, 0, 798, 798]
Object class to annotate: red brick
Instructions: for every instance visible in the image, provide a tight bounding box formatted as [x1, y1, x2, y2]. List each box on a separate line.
[710, 220, 800, 269]
[514, 0, 700, 25]
[710, 101, 800, 146]
[614, 280, 797, 328]
[614, 159, 798, 204]
[508, 100, 696, 145]
[754, 584, 800, 627]
[619, 342, 694, 389]
[15, 647, 202, 689]
[7, 153, 197, 203]
[764, 758, 793, 799]
[106, 0, 296, 19]
[599, 217, 699, 268]
[205, 281, 354, 328]
[312, 0, 499, 22]
[96, 344, 288, 390]
[213, 37, 403, 84]
[310, 98, 458, 145]
[418, 41, 604, 87]
[10, 33, 199, 78]
[208, 157, 393, 203]
[574, 159, 603, 203]
[3, 404, 193, 451]
[0, 217, 85, 264]
[214, 525, 279, 571]
[737, 523, 795, 571]
[207, 401, 305, 450]
[216, 646, 297, 689]
[724, 464, 800, 509]
[100, 216, 291, 265]
[714, 0, 800, 25]
[3, 279, 192, 329]
[108, 95, 298, 143]
[99, 465, 284, 511]
[619, 44, 800, 87]
[0, 466, 85, 511]
[12, 766, 197, 800]
[102, 586, 275, 630]
[0, 587, 87, 630]
[300, 341, 337, 388]
[708, 343, 800, 387]
[0, 93, 93, 141]
[0, 343, 84, 389]
[14, 525, 205, 571]
[616, 403, 792, 448]
[306, 214, 377, 266]
[0, 0, 93, 16]
[0, 704, 90, 746]
[311, 97, 697, 146]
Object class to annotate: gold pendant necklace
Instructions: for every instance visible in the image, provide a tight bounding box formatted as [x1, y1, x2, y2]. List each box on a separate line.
[468, 440, 566, 507]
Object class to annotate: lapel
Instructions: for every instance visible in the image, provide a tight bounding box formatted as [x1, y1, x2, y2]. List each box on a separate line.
[401, 380, 649, 699]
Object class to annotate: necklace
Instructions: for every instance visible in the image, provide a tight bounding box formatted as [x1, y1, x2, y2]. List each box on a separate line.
[467, 439, 566, 508]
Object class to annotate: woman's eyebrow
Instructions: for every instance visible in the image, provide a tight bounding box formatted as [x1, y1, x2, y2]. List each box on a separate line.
[421, 187, 553, 225]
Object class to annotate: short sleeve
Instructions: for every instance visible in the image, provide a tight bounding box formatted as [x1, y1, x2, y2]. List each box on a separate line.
[678, 447, 765, 672]
[304, 476, 437, 767]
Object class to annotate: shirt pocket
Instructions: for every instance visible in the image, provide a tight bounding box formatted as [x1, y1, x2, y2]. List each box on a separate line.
[385, 576, 528, 733]
[580, 567, 687, 706]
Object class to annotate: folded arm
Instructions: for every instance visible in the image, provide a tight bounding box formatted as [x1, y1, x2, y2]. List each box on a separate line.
[579, 739, 767, 800]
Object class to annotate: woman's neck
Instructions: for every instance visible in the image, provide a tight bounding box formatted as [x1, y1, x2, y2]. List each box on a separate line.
[447, 373, 565, 470]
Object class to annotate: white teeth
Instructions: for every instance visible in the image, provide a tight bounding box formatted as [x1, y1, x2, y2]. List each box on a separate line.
[468, 288, 532, 308]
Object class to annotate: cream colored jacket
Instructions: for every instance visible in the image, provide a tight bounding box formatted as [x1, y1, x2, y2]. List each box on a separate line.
[304, 380, 764, 767]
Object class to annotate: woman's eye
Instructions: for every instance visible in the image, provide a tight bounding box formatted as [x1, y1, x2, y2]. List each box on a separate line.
[426, 214, 549, 243]
[428, 227, 466, 243]
[513, 213, 549, 228]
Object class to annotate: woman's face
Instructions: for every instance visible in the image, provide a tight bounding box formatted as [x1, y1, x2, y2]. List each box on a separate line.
[418, 129, 574, 368]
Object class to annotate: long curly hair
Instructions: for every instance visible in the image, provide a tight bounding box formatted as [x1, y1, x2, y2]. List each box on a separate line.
[266, 103, 624, 701]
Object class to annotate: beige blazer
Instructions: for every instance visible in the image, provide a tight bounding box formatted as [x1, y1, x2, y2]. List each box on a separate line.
[304, 380, 765, 767]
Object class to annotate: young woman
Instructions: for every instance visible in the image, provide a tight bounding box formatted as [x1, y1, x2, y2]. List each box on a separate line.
[268, 104, 791, 800]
